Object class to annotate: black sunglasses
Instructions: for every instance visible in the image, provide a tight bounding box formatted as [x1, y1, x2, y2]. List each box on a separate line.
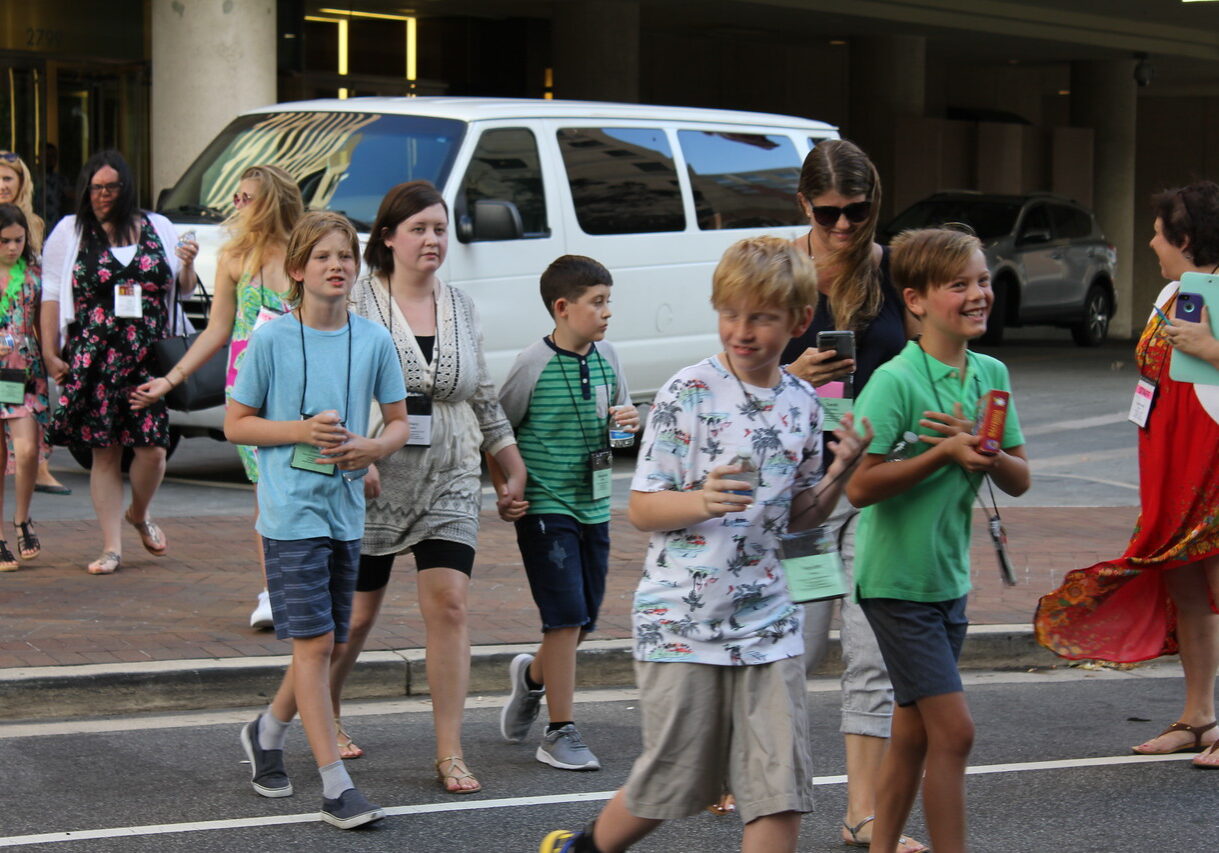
[811, 201, 872, 227]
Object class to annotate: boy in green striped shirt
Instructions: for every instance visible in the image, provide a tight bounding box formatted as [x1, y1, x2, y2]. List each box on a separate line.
[496, 255, 639, 771]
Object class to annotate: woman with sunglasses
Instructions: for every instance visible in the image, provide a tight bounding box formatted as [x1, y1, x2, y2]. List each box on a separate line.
[133, 165, 303, 620]
[0, 150, 73, 498]
[39, 149, 199, 574]
[782, 139, 926, 853]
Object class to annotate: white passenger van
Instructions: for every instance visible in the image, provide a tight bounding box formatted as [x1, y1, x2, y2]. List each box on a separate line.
[158, 97, 837, 441]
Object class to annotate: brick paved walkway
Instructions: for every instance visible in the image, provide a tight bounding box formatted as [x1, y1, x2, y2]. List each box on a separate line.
[0, 506, 1138, 669]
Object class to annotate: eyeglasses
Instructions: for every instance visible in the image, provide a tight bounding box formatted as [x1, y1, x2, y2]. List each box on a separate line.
[89, 182, 123, 196]
[233, 192, 253, 207]
[811, 201, 872, 228]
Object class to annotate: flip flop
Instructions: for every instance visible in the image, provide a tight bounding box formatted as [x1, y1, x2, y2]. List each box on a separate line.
[1132, 720, 1218, 755]
[87, 551, 121, 575]
[125, 509, 168, 556]
[34, 483, 72, 496]
[842, 816, 928, 852]
[1193, 740, 1219, 768]
[435, 755, 482, 794]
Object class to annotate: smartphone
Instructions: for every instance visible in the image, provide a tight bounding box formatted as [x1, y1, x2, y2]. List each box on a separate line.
[1177, 291, 1204, 321]
[816, 330, 856, 361]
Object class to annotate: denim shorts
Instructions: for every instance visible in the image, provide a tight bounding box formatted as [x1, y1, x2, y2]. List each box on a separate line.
[262, 536, 361, 642]
[859, 595, 969, 707]
[514, 513, 609, 632]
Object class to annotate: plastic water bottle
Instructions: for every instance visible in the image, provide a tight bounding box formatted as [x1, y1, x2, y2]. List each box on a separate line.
[728, 449, 757, 496]
[884, 431, 921, 462]
[607, 406, 634, 448]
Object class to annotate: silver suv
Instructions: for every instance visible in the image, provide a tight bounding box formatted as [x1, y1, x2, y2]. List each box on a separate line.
[881, 192, 1117, 346]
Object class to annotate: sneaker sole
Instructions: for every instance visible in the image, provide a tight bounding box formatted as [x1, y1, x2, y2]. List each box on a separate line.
[240, 723, 294, 798]
[321, 807, 385, 829]
[500, 653, 537, 743]
[535, 746, 601, 771]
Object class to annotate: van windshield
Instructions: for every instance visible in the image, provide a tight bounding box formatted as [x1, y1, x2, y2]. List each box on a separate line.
[158, 111, 465, 229]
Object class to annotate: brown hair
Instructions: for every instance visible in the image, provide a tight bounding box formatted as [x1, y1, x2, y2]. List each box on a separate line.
[796, 139, 882, 331]
[221, 165, 304, 279]
[364, 180, 448, 274]
[1153, 181, 1219, 269]
[890, 227, 982, 296]
[283, 211, 360, 306]
[540, 254, 612, 316]
[711, 236, 818, 317]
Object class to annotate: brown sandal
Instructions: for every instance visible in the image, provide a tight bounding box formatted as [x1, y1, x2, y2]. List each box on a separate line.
[435, 755, 482, 794]
[336, 717, 364, 759]
[1132, 720, 1218, 755]
[125, 509, 167, 556]
[1193, 740, 1219, 768]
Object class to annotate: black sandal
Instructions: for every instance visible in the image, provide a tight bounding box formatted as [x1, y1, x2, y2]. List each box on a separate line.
[0, 539, 17, 571]
[14, 518, 39, 560]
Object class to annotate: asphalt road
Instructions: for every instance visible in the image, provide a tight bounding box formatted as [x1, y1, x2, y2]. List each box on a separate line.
[0, 664, 1206, 852]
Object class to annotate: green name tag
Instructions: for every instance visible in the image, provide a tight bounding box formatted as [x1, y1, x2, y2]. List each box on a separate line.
[820, 397, 854, 431]
[590, 449, 612, 501]
[0, 375, 23, 405]
[290, 442, 336, 475]
[781, 551, 847, 603]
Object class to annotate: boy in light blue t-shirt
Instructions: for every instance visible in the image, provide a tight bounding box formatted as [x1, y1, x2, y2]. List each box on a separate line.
[226, 212, 408, 830]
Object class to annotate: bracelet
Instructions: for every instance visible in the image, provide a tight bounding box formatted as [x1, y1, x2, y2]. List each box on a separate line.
[167, 367, 185, 388]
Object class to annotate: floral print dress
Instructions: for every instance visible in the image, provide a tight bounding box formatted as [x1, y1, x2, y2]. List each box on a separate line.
[0, 258, 49, 425]
[47, 216, 174, 448]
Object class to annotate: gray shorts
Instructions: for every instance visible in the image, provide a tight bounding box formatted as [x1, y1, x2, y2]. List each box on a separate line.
[623, 657, 814, 825]
[262, 536, 361, 642]
[859, 595, 969, 707]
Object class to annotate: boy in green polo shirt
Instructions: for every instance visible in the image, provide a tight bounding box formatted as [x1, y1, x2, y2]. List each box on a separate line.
[846, 227, 1029, 853]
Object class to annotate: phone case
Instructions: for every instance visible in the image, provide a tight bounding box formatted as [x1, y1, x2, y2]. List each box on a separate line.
[816, 331, 855, 361]
[1169, 273, 1219, 386]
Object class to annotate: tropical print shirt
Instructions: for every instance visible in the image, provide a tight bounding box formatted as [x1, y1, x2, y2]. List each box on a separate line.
[630, 355, 824, 665]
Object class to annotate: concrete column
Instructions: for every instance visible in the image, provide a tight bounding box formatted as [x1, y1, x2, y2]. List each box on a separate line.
[553, 1, 640, 103]
[1071, 60, 1137, 339]
[848, 35, 926, 219]
[150, 0, 277, 198]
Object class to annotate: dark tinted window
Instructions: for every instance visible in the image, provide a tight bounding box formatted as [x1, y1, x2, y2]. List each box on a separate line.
[557, 127, 684, 235]
[460, 128, 549, 238]
[678, 131, 803, 229]
[1050, 204, 1094, 240]
[159, 112, 465, 230]
[885, 199, 1021, 242]
[1018, 205, 1052, 241]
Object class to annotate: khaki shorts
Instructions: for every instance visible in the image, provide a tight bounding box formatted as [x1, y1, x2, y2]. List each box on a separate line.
[623, 657, 814, 825]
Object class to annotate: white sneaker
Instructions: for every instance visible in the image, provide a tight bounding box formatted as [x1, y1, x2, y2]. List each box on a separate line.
[250, 589, 274, 629]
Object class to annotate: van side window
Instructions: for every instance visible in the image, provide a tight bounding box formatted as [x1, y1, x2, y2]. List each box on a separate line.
[557, 127, 685, 235]
[678, 131, 804, 230]
[460, 128, 549, 238]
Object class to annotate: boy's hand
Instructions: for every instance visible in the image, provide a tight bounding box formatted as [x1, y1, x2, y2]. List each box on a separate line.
[364, 463, 381, 499]
[933, 431, 999, 472]
[919, 402, 972, 440]
[496, 480, 530, 522]
[825, 412, 874, 475]
[301, 410, 345, 448]
[788, 346, 855, 388]
[610, 403, 641, 432]
[320, 429, 381, 470]
[701, 463, 754, 518]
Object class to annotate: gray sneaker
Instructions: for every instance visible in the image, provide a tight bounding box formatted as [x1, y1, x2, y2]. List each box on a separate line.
[240, 716, 293, 798]
[321, 787, 385, 830]
[500, 653, 545, 743]
[536, 724, 601, 771]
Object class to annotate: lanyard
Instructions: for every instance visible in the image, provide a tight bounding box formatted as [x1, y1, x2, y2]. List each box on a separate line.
[297, 310, 352, 423]
[554, 340, 612, 453]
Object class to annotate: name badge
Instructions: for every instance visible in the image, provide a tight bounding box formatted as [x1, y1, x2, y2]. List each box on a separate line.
[290, 441, 337, 475]
[777, 526, 846, 603]
[114, 284, 142, 318]
[0, 368, 24, 405]
[1129, 377, 1157, 428]
[589, 448, 612, 501]
[820, 397, 854, 431]
[406, 394, 433, 446]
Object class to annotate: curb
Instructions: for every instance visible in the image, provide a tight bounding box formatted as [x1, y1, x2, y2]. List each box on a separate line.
[0, 626, 1057, 722]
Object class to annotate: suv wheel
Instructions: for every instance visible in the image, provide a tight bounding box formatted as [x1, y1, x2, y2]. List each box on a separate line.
[1071, 285, 1110, 347]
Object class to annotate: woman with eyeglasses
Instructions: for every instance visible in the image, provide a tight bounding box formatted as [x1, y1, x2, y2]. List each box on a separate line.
[39, 149, 199, 575]
[132, 165, 303, 620]
[0, 149, 73, 498]
[780, 139, 927, 853]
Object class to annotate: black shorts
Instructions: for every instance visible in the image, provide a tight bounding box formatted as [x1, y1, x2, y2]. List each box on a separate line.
[355, 539, 476, 591]
[859, 595, 968, 707]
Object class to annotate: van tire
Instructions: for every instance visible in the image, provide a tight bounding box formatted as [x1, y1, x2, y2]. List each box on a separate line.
[1071, 285, 1111, 347]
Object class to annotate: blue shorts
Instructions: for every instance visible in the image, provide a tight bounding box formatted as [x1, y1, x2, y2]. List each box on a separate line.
[514, 514, 609, 632]
[262, 537, 361, 642]
[859, 595, 968, 707]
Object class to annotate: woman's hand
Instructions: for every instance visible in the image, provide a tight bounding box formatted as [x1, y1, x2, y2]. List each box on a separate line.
[130, 377, 173, 410]
[175, 238, 199, 268]
[787, 346, 855, 388]
[1163, 306, 1219, 364]
[44, 353, 68, 384]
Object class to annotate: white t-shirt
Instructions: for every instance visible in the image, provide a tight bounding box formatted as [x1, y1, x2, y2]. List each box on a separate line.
[630, 355, 825, 666]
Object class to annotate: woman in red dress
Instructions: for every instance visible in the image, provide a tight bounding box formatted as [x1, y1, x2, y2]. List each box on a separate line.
[1035, 181, 1219, 765]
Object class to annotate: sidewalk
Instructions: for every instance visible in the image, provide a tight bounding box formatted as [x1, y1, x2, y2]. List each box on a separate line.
[0, 506, 1138, 719]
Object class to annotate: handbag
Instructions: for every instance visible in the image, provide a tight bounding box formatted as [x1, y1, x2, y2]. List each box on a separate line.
[152, 280, 227, 411]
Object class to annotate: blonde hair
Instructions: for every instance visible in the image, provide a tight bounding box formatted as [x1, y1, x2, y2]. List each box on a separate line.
[711, 236, 818, 317]
[0, 152, 44, 253]
[221, 165, 304, 280]
[890, 227, 983, 296]
[797, 139, 882, 332]
[283, 211, 360, 306]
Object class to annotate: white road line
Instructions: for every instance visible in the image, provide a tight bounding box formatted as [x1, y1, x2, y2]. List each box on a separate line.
[1030, 445, 1133, 470]
[0, 753, 1193, 848]
[1021, 412, 1129, 437]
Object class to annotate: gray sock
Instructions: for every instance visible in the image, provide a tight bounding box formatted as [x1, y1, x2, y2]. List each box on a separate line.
[258, 708, 290, 751]
[319, 760, 354, 800]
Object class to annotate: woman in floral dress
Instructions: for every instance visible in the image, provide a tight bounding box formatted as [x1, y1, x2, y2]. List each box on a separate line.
[1036, 181, 1219, 766]
[39, 150, 198, 574]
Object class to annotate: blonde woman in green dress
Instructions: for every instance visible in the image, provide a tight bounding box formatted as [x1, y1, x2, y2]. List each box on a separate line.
[133, 165, 304, 621]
